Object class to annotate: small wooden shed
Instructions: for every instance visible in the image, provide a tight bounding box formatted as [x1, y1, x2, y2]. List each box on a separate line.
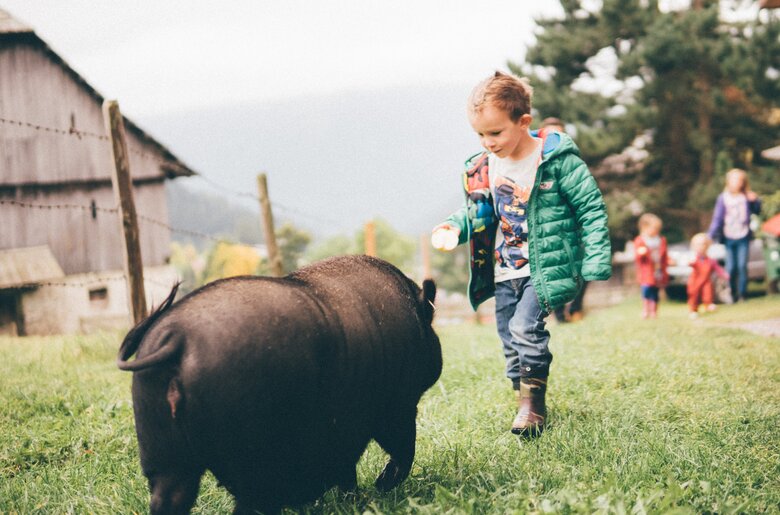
[0, 8, 196, 335]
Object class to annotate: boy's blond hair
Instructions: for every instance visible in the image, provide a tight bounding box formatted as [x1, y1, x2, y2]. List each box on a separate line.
[468, 71, 533, 122]
[637, 213, 662, 232]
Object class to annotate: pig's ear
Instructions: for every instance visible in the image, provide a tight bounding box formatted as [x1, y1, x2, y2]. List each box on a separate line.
[420, 279, 436, 324]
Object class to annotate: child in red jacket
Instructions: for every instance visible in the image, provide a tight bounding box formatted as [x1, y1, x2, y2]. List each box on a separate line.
[688, 233, 729, 319]
[634, 213, 668, 319]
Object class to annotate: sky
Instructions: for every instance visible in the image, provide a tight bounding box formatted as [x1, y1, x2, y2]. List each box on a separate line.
[2, 1, 562, 118]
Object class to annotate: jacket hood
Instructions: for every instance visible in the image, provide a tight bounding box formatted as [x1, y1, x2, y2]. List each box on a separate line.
[530, 129, 580, 162]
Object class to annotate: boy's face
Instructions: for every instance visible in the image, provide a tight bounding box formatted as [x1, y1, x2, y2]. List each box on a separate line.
[468, 104, 531, 160]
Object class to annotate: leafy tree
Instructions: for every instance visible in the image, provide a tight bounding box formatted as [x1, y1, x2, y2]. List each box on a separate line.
[516, 0, 780, 247]
[354, 218, 417, 274]
[202, 241, 262, 284]
[304, 219, 418, 275]
[431, 244, 470, 294]
[274, 222, 312, 274]
[305, 235, 356, 264]
[168, 241, 201, 295]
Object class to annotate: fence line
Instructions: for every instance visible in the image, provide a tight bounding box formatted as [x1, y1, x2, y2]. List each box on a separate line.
[0, 116, 109, 141]
[2, 112, 353, 239]
[2, 113, 341, 226]
[135, 213, 260, 247]
[1, 194, 262, 249]
[0, 198, 118, 214]
[194, 173, 260, 200]
[0, 115, 187, 170]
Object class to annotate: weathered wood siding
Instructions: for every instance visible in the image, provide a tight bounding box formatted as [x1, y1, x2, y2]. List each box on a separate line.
[0, 41, 166, 183]
[0, 39, 174, 273]
[0, 184, 170, 274]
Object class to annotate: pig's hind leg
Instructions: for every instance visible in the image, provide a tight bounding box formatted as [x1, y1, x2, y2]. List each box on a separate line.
[135, 376, 204, 514]
[148, 469, 202, 515]
[373, 406, 416, 492]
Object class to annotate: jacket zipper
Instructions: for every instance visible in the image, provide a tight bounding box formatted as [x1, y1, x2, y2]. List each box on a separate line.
[529, 150, 553, 312]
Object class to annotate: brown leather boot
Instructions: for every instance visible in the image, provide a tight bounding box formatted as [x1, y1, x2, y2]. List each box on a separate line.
[511, 377, 547, 437]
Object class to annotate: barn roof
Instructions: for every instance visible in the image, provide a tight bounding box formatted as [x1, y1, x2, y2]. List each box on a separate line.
[0, 7, 196, 179]
[0, 246, 65, 289]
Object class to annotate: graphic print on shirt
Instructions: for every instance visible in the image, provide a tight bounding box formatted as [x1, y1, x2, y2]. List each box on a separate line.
[723, 193, 748, 240]
[493, 175, 532, 269]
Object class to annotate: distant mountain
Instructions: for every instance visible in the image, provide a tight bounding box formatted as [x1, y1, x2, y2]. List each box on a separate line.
[141, 85, 479, 239]
[165, 182, 263, 249]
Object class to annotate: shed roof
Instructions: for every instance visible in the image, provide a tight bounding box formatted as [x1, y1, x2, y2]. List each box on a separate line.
[0, 7, 196, 179]
[0, 245, 65, 289]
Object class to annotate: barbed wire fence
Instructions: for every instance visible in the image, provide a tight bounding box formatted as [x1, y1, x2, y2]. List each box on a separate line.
[0, 111, 349, 324]
[0, 114, 341, 229]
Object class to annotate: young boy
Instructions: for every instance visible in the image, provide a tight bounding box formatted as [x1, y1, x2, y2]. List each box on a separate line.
[431, 71, 612, 437]
[633, 213, 668, 319]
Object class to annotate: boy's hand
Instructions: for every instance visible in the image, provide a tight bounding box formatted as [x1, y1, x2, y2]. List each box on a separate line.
[431, 226, 460, 251]
[636, 246, 648, 256]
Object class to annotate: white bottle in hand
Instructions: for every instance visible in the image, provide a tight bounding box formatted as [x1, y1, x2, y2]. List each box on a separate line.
[431, 226, 459, 251]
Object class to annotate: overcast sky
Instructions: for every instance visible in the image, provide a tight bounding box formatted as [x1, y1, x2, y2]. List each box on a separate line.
[2, 1, 566, 119]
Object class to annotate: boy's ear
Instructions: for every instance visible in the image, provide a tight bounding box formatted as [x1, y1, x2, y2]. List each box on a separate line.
[519, 113, 533, 128]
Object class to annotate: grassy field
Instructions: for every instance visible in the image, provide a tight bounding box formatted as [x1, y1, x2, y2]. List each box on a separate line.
[1, 296, 778, 514]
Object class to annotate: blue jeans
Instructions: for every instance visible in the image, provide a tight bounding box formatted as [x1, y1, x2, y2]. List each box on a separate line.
[724, 236, 749, 301]
[495, 277, 551, 384]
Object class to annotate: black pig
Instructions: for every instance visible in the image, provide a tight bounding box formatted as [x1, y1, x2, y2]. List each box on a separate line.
[118, 255, 442, 514]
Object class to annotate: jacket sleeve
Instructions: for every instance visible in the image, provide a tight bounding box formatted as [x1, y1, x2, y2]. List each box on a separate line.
[707, 195, 724, 241]
[749, 197, 762, 215]
[558, 154, 612, 281]
[660, 237, 669, 286]
[435, 205, 469, 246]
[712, 259, 729, 280]
[634, 236, 649, 264]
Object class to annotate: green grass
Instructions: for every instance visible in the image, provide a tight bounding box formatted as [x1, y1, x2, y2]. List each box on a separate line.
[1, 296, 779, 514]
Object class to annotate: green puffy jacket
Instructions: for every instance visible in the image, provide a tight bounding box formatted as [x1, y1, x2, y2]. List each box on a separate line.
[441, 130, 612, 311]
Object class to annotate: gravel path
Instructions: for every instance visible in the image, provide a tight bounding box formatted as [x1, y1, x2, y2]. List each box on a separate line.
[725, 318, 780, 338]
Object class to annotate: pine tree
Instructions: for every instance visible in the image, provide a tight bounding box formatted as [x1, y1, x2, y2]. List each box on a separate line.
[516, 0, 780, 246]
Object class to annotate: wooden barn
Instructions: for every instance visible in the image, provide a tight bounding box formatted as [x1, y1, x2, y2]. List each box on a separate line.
[0, 8, 195, 335]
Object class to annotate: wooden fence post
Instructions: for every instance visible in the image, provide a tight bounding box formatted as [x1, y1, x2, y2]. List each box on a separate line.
[421, 233, 431, 280]
[257, 173, 284, 277]
[103, 100, 147, 324]
[364, 221, 377, 257]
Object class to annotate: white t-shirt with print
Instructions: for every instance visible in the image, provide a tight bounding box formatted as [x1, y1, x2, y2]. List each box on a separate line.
[488, 138, 543, 283]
